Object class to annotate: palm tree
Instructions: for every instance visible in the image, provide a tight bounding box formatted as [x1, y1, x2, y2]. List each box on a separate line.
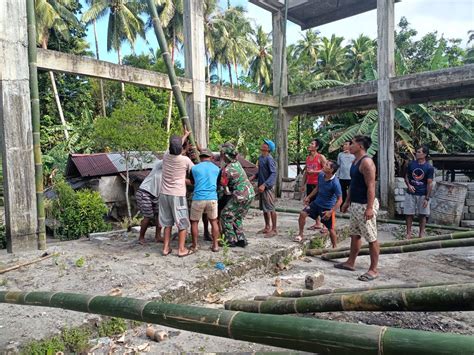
[82, 0, 146, 95]
[248, 26, 272, 93]
[346, 34, 375, 82]
[315, 35, 347, 81]
[36, 0, 81, 139]
[294, 29, 320, 70]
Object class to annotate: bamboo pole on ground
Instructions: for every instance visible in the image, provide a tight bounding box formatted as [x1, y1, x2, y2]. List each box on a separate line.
[146, 0, 199, 160]
[1, 291, 473, 354]
[320, 237, 474, 260]
[307, 231, 474, 256]
[254, 281, 460, 299]
[225, 283, 474, 314]
[251, 206, 471, 232]
[26, 0, 46, 250]
[0, 253, 54, 274]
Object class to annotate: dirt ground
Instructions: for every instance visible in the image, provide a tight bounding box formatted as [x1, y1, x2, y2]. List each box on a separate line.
[0, 201, 473, 353]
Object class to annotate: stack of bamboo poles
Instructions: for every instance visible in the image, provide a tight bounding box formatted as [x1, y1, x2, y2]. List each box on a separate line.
[225, 283, 474, 314]
[305, 231, 474, 259]
[1, 290, 473, 354]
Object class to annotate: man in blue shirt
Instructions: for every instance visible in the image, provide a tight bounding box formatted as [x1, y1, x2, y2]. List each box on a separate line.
[295, 160, 343, 248]
[190, 148, 221, 252]
[404, 144, 434, 239]
[251, 139, 277, 237]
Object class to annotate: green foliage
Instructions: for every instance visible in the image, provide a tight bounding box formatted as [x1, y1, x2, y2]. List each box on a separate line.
[60, 327, 91, 353]
[98, 317, 127, 337]
[47, 180, 109, 240]
[0, 224, 6, 249]
[218, 234, 232, 266]
[310, 238, 324, 249]
[75, 257, 85, 268]
[22, 335, 65, 355]
[22, 327, 91, 354]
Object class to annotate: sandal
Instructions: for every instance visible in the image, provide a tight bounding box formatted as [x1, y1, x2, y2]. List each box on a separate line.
[358, 272, 378, 282]
[178, 249, 195, 258]
[307, 225, 322, 231]
[162, 248, 172, 256]
[293, 235, 305, 243]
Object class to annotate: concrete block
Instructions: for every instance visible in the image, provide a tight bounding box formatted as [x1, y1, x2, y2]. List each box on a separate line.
[463, 213, 474, 220]
[469, 206, 474, 213]
[465, 199, 474, 207]
[293, 192, 302, 200]
[281, 191, 294, 199]
[466, 183, 474, 191]
[468, 191, 474, 199]
[461, 220, 474, 228]
[305, 272, 325, 290]
[463, 206, 469, 213]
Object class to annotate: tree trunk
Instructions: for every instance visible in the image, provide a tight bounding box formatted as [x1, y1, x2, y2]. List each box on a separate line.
[227, 62, 233, 87]
[219, 63, 223, 86]
[124, 153, 132, 219]
[166, 30, 176, 133]
[43, 41, 69, 140]
[234, 61, 239, 87]
[296, 115, 301, 174]
[225, 283, 474, 314]
[117, 47, 125, 95]
[93, 19, 106, 117]
[206, 53, 211, 145]
[2, 290, 473, 354]
[307, 231, 474, 257]
[260, 281, 459, 299]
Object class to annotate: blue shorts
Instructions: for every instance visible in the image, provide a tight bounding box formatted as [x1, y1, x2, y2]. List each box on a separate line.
[303, 203, 336, 230]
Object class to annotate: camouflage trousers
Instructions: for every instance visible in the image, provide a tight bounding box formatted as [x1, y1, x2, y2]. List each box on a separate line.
[220, 196, 254, 244]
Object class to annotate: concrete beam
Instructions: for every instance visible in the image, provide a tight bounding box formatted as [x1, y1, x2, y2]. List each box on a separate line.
[37, 49, 278, 108]
[377, 0, 396, 215]
[0, 0, 38, 252]
[283, 64, 474, 115]
[184, 0, 207, 146]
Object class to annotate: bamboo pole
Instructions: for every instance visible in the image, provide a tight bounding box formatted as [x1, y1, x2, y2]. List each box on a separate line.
[26, 0, 46, 250]
[0, 253, 54, 275]
[320, 237, 474, 260]
[255, 281, 460, 299]
[146, 0, 199, 160]
[226, 283, 474, 314]
[1, 291, 473, 354]
[307, 231, 474, 256]
[250, 206, 471, 231]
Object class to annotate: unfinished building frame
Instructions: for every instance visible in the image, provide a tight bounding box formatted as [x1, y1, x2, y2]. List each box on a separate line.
[1, 0, 473, 252]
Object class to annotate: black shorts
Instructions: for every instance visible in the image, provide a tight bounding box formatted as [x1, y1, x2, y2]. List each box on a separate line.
[303, 203, 336, 230]
[306, 184, 317, 202]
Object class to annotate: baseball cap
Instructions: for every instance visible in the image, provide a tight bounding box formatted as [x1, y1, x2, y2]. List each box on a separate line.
[199, 148, 213, 158]
[263, 139, 276, 153]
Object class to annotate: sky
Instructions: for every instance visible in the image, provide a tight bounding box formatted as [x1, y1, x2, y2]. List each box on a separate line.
[82, 0, 474, 67]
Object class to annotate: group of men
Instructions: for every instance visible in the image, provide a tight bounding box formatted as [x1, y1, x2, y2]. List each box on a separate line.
[135, 129, 434, 281]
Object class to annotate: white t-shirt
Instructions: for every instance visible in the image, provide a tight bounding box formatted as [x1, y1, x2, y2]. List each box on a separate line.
[139, 160, 163, 197]
[160, 152, 194, 197]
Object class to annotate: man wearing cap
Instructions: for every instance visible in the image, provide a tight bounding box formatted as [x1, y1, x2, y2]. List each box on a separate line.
[251, 139, 277, 237]
[189, 148, 220, 252]
[159, 130, 194, 257]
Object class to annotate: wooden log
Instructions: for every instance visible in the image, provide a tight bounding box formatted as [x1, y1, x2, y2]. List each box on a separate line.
[0, 253, 54, 274]
[226, 284, 474, 314]
[307, 231, 474, 256]
[255, 281, 460, 299]
[320, 238, 474, 260]
[1, 290, 473, 354]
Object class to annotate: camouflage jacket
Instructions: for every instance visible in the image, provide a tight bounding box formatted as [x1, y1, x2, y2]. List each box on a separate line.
[221, 161, 255, 202]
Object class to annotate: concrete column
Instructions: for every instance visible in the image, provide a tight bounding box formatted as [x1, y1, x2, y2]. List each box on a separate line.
[183, 0, 207, 147]
[0, 0, 38, 252]
[377, 0, 396, 216]
[272, 10, 290, 195]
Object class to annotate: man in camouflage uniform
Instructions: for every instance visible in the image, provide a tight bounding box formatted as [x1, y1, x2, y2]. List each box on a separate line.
[219, 143, 256, 248]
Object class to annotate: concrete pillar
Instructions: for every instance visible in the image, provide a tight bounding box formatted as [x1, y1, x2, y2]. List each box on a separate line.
[0, 0, 38, 252]
[377, 0, 396, 216]
[272, 10, 290, 195]
[183, 0, 207, 147]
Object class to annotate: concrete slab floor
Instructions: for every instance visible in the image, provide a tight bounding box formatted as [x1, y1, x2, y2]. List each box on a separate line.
[0, 205, 472, 352]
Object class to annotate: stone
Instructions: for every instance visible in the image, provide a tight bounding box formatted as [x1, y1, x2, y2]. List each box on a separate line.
[305, 272, 324, 290]
[146, 327, 168, 342]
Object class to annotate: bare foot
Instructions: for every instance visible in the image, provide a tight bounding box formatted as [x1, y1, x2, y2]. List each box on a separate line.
[264, 230, 278, 238]
[155, 237, 164, 243]
[257, 228, 271, 234]
[138, 238, 146, 245]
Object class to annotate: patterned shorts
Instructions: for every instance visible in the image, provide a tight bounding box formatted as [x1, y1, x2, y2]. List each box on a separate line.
[136, 189, 159, 219]
[349, 199, 379, 243]
[259, 186, 275, 212]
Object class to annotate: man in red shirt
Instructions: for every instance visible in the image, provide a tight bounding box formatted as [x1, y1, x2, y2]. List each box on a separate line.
[300, 138, 327, 230]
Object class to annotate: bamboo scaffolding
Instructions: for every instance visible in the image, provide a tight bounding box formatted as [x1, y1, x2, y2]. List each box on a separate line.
[1, 291, 473, 354]
[26, 0, 46, 250]
[254, 281, 460, 299]
[146, 0, 199, 160]
[251, 206, 471, 232]
[225, 283, 474, 314]
[307, 231, 474, 256]
[320, 237, 474, 260]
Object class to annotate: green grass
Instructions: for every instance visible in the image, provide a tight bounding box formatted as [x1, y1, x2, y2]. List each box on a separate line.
[22, 327, 90, 355]
[98, 317, 127, 337]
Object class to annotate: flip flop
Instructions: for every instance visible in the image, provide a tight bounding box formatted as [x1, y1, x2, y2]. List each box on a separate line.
[307, 225, 322, 231]
[334, 263, 355, 271]
[162, 248, 172, 256]
[137, 239, 146, 245]
[358, 273, 378, 282]
[178, 249, 195, 258]
[293, 235, 305, 243]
